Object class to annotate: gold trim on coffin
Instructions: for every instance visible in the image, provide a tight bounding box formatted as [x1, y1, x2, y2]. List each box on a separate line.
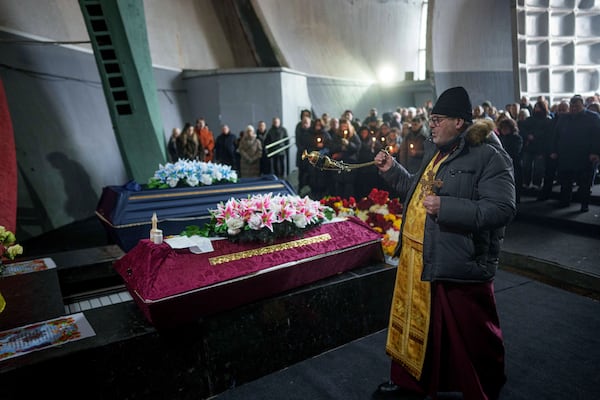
[209, 233, 332, 265]
[95, 210, 210, 229]
[129, 183, 286, 201]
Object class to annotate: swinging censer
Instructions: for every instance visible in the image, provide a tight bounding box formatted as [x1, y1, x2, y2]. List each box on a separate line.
[301, 149, 390, 172]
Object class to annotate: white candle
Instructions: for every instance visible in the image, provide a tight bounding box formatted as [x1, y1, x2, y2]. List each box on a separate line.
[150, 212, 158, 240]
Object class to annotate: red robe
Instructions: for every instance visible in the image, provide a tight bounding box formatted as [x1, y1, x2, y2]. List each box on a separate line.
[390, 281, 506, 400]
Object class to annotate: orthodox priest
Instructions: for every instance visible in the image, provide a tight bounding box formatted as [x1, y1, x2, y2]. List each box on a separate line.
[373, 87, 516, 400]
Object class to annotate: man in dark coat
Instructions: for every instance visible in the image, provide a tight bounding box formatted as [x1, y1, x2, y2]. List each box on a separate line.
[265, 117, 289, 178]
[214, 124, 237, 168]
[497, 118, 523, 203]
[295, 115, 313, 192]
[550, 94, 600, 212]
[373, 87, 516, 400]
[519, 100, 553, 189]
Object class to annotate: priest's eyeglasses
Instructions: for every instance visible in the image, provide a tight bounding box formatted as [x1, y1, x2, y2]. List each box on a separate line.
[429, 116, 452, 127]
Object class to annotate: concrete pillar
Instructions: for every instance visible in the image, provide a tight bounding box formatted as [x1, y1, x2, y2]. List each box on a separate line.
[79, 0, 166, 182]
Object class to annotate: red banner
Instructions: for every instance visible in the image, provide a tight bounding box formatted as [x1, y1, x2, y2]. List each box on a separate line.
[0, 78, 17, 232]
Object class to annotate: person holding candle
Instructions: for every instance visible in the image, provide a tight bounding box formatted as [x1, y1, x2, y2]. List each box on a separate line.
[397, 114, 429, 173]
[327, 117, 361, 198]
[306, 118, 332, 199]
[355, 125, 381, 199]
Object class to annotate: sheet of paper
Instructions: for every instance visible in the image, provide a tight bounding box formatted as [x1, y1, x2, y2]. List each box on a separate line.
[1, 257, 56, 276]
[0, 312, 96, 361]
[323, 217, 347, 224]
[164, 235, 214, 254]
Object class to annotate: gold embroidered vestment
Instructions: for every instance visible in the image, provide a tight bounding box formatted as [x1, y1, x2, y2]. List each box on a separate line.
[385, 153, 446, 379]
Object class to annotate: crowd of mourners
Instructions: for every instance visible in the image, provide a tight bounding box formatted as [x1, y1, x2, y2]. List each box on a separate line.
[166, 116, 289, 179]
[478, 93, 600, 212]
[166, 92, 600, 211]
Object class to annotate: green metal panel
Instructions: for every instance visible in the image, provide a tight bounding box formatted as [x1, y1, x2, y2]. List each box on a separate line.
[79, 0, 166, 183]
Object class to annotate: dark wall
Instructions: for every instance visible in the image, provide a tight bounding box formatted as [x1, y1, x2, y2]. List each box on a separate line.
[0, 31, 188, 240]
[433, 71, 515, 111]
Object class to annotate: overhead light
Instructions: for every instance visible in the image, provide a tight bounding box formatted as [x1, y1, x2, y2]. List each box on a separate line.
[376, 65, 397, 85]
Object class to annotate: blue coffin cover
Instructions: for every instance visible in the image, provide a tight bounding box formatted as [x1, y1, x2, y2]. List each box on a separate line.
[95, 175, 297, 252]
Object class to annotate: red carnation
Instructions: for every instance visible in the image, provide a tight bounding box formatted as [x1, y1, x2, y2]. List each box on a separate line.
[388, 198, 403, 215]
[348, 196, 357, 208]
[368, 188, 389, 205]
[357, 197, 374, 211]
[368, 212, 392, 232]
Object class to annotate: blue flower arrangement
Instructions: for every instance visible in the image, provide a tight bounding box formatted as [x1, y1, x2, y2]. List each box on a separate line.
[148, 159, 238, 189]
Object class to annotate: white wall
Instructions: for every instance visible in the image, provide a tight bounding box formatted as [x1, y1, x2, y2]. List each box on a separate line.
[254, 0, 424, 81]
[0, 0, 236, 70]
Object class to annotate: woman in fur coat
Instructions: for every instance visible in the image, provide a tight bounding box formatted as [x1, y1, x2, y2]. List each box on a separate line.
[238, 124, 263, 178]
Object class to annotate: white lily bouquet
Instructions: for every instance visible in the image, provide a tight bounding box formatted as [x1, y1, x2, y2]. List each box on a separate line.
[182, 193, 333, 244]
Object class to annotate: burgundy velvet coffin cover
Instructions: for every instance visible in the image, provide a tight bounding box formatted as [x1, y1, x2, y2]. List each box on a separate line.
[114, 218, 383, 328]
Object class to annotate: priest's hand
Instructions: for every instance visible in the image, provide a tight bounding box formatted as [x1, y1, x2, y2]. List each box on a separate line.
[375, 150, 392, 172]
[423, 195, 440, 215]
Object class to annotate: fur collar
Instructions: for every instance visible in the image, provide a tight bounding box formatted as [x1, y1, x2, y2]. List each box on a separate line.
[464, 119, 496, 146]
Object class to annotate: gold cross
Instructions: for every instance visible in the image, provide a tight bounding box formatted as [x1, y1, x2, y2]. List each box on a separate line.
[419, 170, 443, 199]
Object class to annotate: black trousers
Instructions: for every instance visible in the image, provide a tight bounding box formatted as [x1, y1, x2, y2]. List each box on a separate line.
[557, 167, 594, 207]
[540, 156, 558, 199]
[271, 155, 286, 178]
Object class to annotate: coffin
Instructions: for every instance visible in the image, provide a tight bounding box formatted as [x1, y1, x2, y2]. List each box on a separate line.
[95, 175, 296, 252]
[113, 218, 384, 329]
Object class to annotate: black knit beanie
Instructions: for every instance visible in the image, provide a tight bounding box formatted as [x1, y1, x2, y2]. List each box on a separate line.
[431, 86, 473, 123]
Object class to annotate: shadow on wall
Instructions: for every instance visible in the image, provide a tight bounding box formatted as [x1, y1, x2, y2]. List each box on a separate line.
[46, 152, 99, 221]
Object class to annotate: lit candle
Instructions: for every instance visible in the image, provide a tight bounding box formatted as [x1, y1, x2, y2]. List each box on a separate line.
[150, 212, 163, 244]
[151, 212, 157, 233]
[317, 137, 322, 143]
[409, 143, 414, 149]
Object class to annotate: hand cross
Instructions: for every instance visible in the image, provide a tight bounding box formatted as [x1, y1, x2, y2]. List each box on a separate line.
[419, 170, 443, 199]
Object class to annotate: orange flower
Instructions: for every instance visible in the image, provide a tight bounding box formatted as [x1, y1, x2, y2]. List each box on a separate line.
[381, 237, 397, 256]
[320, 190, 403, 259]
